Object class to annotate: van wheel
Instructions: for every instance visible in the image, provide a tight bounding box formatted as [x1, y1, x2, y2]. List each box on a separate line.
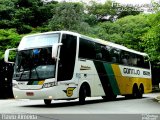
[79, 85, 87, 105]
[44, 99, 52, 105]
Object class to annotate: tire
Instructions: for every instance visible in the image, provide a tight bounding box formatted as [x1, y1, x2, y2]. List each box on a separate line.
[132, 85, 139, 99]
[138, 85, 144, 98]
[79, 85, 87, 105]
[44, 99, 52, 105]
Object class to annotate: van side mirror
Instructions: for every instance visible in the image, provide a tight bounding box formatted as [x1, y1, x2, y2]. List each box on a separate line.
[4, 48, 17, 64]
[52, 43, 63, 60]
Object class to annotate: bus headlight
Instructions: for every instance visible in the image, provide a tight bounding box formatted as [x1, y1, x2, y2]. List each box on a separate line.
[12, 83, 19, 89]
[42, 82, 56, 88]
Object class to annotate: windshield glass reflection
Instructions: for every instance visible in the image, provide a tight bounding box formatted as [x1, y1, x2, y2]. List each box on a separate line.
[13, 47, 56, 81]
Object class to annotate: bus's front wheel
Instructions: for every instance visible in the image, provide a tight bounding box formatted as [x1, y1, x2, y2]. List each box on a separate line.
[44, 99, 52, 105]
[79, 85, 87, 105]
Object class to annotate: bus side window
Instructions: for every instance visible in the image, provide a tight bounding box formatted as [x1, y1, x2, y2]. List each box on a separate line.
[79, 38, 96, 60]
[110, 48, 120, 64]
[144, 56, 150, 69]
[95, 43, 102, 60]
[120, 51, 126, 65]
[101, 45, 111, 62]
[130, 54, 138, 66]
[137, 55, 144, 68]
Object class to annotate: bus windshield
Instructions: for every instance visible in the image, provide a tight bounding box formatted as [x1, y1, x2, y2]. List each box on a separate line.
[13, 47, 55, 81]
[13, 33, 60, 81]
[18, 33, 59, 50]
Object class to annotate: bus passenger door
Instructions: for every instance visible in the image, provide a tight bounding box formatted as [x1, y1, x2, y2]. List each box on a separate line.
[57, 34, 77, 82]
[57, 34, 78, 98]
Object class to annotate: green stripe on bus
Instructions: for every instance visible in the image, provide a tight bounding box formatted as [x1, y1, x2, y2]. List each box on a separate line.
[27, 81, 34, 85]
[103, 63, 120, 95]
[94, 61, 113, 96]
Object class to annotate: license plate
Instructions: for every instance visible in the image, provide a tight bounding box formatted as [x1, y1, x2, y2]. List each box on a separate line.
[26, 92, 34, 96]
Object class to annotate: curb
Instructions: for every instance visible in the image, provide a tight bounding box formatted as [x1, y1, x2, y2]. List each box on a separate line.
[155, 96, 160, 102]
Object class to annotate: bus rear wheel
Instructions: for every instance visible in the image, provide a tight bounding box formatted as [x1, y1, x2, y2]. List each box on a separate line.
[79, 85, 87, 105]
[138, 85, 144, 98]
[132, 85, 139, 99]
[44, 99, 52, 105]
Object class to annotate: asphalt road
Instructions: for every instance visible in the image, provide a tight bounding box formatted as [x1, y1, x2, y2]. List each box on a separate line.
[0, 93, 160, 120]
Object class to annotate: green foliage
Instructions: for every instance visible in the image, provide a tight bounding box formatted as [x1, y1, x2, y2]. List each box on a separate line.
[87, 0, 116, 21]
[115, 14, 150, 50]
[0, 0, 15, 28]
[13, 0, 56, 33]
[152, 1, 160, 12]
[87, 0, 140, 22]
[0, 0, 14, 19]
[116, 5, 141, 19]
[0, 0, 57, 34]
[141, 12, 160, 62]
[0, 29, 22, 59]
[88, 14, 150, 52]
[48, 2, 90, 33]
[0, 0, 159, 68]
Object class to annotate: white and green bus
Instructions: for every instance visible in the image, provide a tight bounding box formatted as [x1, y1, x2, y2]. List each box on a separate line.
[5, 31, 152, 105]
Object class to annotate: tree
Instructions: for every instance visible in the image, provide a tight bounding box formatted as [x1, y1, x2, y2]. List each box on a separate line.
[152, 0, 160, 12]
[116, 6, 141, 19]
[13, 0, 58, 34]
[87, 0, 140, 22]
[114, 14, 150, 51]
[0, 29, 21, 59]
[0, 0, 15, 28]
[89, 14, 150, 52]
[141, 12, 160, 62]
[48, 2, 90, 33]
[0, 0, 58, 34]
[87, 0, 116, 22]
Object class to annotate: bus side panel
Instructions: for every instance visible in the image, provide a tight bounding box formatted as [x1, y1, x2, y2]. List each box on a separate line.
[111, 64, 130, 95]
[93, 61, 120, 97]
[111, 64, 152, 95]
[75, 59, 105, 97]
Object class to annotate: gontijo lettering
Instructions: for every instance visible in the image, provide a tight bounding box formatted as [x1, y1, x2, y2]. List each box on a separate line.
[123, 68, 140, 75]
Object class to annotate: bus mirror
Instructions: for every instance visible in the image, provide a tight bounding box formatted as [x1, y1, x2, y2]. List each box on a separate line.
[4, 48, 17, 64]
[52, 43, 63, 59]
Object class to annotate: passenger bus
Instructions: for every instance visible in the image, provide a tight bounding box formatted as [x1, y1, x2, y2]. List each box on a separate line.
[5, 31, 152, 105]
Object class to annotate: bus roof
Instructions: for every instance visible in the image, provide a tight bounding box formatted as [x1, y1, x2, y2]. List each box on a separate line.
[23, 30, 148, 56]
